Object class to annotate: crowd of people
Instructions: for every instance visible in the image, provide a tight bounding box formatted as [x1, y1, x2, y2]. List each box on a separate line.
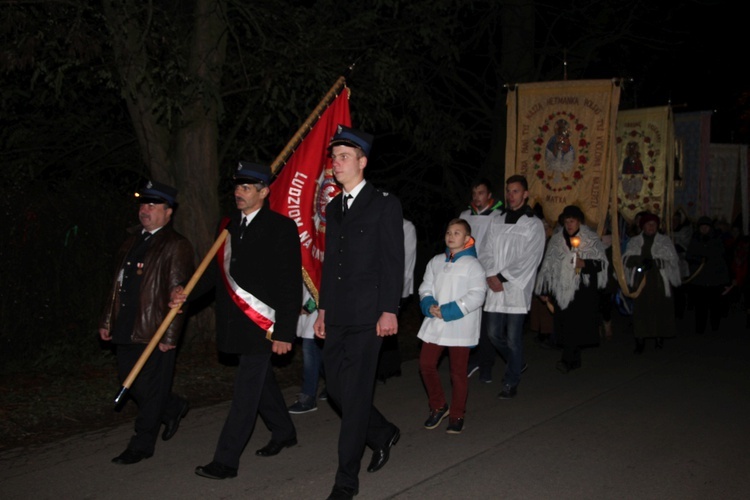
[98, 124, 748, 500]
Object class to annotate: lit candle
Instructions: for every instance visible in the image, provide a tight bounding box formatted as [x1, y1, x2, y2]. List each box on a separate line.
[570, 236, 581, 274]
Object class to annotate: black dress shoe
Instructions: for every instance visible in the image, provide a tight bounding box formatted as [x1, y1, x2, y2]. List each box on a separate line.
[195, 461, 238, 479]
[327, 485, 357, 499]
[367, 426, 400, 473]
[556, 360, 570, 374]
[255, 436, 298, 457]
[111, 448, 153, 465]
[162, 399, 190, 441]
[634, 338, 645, 354]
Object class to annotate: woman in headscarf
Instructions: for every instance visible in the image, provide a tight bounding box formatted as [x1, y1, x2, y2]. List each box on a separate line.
[535, 205, 608, 373]
[622, 213, 681, 353]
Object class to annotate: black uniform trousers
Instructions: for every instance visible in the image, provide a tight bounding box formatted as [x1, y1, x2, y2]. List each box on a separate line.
[213, 352, 295, 469]
[116, 344, 185, 454]
[323, 323, 394, 491]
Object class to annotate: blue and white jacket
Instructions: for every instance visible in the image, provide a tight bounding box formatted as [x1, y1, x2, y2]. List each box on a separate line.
[417, 241, 487, 347]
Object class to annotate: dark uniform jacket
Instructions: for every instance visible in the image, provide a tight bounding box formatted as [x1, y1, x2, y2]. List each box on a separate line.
[319, 182, 404, 325]
[100, 224, 195, 345]
[196, 208, 302, 355]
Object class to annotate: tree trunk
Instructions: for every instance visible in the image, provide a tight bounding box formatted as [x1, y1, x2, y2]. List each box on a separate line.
[104, 0, 228, 345]
[173, 0, 227, 345]
[102, 0, 171, 176]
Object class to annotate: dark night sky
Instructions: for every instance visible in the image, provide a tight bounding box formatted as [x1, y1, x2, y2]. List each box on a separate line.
[640, 1, 747, 143]
[524, 1, 747, 144]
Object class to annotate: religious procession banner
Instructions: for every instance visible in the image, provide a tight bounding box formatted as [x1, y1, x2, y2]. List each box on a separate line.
[505, 79, 621, 233]
[674, 111, 712, 220]
[268, 87, 351, 303]
[615, 106, 675, 225]
[707, 143, 748, 226]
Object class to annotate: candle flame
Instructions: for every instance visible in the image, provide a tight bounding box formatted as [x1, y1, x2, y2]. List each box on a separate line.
[570, 236, 581, 248]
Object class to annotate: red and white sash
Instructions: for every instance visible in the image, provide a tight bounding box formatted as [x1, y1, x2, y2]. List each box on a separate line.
[217, 218, 275, 335]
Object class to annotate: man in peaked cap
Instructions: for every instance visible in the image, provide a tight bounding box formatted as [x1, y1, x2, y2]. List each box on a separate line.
[327, 124, 375, 156]
[171, 160, 302, 480]
[135, 180, 179, 207]
[99, 180, 195, 465]
[314, 125, 404, 500]
[234, 160, 273, 184]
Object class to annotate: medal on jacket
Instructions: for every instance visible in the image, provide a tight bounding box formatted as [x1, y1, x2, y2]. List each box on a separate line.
[136, 262, 144, 275]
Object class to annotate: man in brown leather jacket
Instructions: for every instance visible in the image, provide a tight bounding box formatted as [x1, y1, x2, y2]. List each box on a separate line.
[99, 180, 194, 465]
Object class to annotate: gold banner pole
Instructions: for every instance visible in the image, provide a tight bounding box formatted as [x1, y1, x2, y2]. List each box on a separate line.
[269, 67, 353, 176]
[267, 67, 353, 304]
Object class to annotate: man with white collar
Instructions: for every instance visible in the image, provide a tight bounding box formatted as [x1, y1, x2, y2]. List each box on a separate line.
[172, 162, 302, 480]
[314, 125, 404, 500]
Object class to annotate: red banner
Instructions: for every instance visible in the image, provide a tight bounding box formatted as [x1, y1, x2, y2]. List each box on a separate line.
[268, 89, 351, 302]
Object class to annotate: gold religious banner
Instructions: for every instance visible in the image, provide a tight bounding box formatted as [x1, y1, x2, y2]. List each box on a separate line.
[615, 106, 675, 225]
[505, 80, 621, 234]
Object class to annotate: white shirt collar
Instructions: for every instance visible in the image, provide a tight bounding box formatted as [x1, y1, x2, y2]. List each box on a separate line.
[343, 179, 367, 201]
[143, 226, 164, 235]
[241, 208, 261, 225]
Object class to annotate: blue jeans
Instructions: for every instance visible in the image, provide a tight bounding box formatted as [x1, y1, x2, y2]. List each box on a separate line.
[485, 312, 525, 388]
[301, 337, 324, 399]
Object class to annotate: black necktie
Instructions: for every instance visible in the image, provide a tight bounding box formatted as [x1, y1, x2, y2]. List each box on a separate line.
[240, 217, 247, 239]
[343, 195, 352, 216]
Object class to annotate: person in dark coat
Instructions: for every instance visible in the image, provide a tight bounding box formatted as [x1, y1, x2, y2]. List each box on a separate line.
[686, 216, 732, 334]
[314, 125, 404, 500]
[99, 180, 195, 465]
[535, 205, 608, 372]
[171, 162, 302, 480]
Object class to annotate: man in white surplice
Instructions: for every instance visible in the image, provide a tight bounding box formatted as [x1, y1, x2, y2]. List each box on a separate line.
[479, 175, 545, 399]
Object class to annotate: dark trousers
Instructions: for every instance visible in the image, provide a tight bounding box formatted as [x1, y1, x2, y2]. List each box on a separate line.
[692, 284, 725, 333]
[376, 334, 402, 380]
[116, 344, 184, 454]
[467, 313, 495, 378]
[213, 352, 296, 469]
[323, 324, 394, 492]
[561, 345, 582, 367]
[419, 342, 470, 419]
[673, 284, 688, 319]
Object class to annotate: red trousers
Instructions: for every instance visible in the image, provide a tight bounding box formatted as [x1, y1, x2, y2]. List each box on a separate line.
[419, 342, 470, 419]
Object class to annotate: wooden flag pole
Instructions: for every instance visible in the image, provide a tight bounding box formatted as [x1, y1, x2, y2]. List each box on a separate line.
[114, 229, 229, 409]
[269, 67, 353, 176]
[267, 67, 353, 305]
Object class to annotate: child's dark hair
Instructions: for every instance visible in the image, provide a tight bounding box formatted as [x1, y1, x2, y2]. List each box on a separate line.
[447, 218, 472, 236]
